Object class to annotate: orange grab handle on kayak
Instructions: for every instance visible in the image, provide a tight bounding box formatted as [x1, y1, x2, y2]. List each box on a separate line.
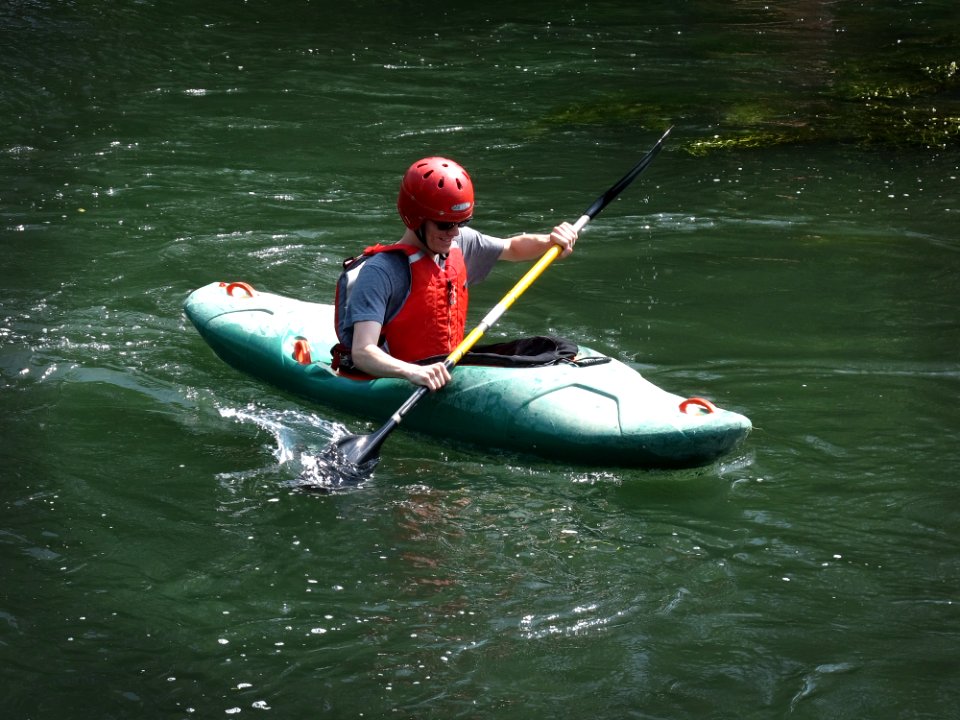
[679, 397, 717, 415]
[292, 338, 312, 365]
[221, 281, 256, 298]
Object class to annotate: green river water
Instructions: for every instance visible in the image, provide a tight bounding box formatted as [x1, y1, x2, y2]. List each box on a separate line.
[2, 1, 959, 718]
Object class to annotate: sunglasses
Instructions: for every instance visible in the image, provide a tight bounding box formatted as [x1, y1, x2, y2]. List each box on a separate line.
[433, 217, 472, 231]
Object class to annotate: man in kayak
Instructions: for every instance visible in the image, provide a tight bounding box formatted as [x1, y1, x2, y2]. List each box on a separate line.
[332, 156, 578, 390]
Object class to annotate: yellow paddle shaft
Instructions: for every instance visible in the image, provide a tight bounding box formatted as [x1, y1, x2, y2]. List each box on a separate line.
[445, 213, 591, 367]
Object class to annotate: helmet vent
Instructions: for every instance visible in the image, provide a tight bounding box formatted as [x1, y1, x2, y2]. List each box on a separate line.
[437, 178, 445, 188]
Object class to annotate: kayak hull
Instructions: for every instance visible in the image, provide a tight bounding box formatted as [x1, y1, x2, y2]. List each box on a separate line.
[184, 281, 751, 468]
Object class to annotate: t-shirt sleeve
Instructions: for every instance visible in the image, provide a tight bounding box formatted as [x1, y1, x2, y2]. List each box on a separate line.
[458, 227, 507, 286]
[340, 254, 410, 347]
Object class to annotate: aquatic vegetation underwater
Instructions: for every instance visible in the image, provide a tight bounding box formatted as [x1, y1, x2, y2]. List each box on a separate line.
[540, 18, 959, 154]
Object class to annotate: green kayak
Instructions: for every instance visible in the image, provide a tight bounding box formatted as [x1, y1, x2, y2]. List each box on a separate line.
[183, 281, 751, 468]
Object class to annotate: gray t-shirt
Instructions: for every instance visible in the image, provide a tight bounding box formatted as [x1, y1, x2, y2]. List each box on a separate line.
[339, 227, 507, 349]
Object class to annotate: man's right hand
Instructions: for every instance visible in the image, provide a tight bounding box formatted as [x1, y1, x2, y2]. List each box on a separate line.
[352, 321, 452, 391]
[404, 361, 452, 391]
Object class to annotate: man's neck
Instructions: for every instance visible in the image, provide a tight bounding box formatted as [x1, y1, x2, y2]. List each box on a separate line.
[399, 227, 445, 262]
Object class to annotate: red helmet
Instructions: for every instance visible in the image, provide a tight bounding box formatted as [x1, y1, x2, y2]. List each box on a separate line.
[397, 157, 474, 230]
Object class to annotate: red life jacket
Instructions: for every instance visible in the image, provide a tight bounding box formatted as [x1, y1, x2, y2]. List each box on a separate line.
[333, 242, 469, 366]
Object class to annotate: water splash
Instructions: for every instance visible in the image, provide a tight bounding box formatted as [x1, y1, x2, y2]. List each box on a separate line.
[217, 405, 376, 492]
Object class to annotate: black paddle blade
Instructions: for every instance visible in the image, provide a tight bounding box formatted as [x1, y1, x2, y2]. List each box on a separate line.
[294, 435, 380, 493]
[331, 431, 385, 467]
[295, 422, 395, 492]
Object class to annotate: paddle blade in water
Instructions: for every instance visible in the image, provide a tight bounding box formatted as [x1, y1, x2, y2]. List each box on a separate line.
[295, 442, 379, 492]
[293, 431, 387, 491]
[332, 418, 400, 466]
[332, 433, 380, 466]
